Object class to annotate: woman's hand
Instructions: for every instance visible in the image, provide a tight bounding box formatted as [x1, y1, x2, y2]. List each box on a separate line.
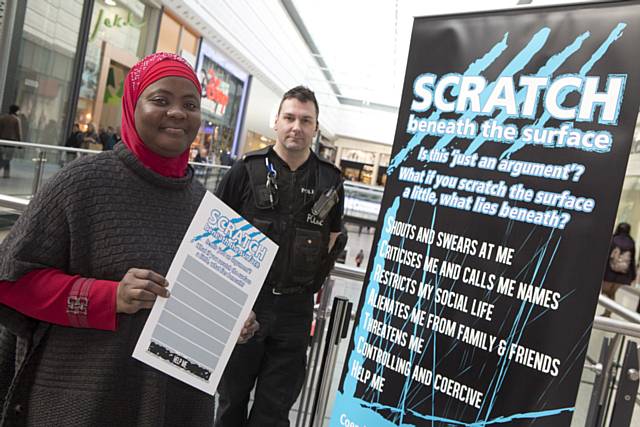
[117, 268, 170, 314]
[238, 311, 259, 344]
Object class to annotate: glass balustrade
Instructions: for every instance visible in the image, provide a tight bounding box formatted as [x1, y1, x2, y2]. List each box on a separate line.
[0, 140, 387, 226]
[0, 140, 235, 197]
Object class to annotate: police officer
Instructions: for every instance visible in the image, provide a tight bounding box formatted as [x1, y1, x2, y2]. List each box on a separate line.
[214, 86, 344, 426]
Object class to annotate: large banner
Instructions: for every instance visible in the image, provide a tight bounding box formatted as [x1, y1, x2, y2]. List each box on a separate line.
[330, 2, 640, 426]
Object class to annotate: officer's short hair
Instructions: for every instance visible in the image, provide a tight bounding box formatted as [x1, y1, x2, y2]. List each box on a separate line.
[278, 86, 319, 122]
[9, 105, 19, 115]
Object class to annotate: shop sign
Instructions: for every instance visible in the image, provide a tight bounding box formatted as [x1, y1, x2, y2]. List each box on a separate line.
[89, 7, 145, 41]
[201, 68, 230, 117]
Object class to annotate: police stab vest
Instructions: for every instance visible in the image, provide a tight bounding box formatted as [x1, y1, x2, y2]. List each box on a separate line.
[241, 148, 342, 294]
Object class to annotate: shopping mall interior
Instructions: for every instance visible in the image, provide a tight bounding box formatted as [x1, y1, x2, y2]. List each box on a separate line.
[0, 0, 640, 426]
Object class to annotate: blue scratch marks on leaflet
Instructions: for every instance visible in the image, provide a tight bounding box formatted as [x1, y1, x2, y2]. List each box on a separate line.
[192, 231, 213, 242]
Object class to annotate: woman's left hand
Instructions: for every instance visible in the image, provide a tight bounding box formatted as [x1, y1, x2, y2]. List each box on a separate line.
[238, 311, 259, 344]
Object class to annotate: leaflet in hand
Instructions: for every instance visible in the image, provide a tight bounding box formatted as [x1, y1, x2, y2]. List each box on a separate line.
[133, 191, 277, 395]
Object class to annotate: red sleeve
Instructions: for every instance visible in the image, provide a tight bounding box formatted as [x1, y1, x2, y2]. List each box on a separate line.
[0, 268, 119, 331]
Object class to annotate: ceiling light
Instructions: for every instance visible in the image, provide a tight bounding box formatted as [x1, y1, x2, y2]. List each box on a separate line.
[104, 0, 116, 5]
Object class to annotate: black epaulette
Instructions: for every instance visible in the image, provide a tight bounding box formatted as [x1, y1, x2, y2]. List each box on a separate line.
[242, 147, 271, 161]
[314, 152, 341, 174]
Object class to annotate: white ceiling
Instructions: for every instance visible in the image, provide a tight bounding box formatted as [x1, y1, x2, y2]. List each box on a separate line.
[164, 0, 597, 144]
[291, 0, 527, 109]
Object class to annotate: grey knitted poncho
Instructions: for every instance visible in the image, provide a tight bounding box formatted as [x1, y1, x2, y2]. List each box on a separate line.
[0, 143, 215, 426]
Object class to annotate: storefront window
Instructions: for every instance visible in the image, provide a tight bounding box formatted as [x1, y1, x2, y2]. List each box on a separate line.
[180, 28, 198, 56]
[342, 148, 375, 164]
[631, 121, 640, 154]
[0, 1, 6, 40]
[155, 12, 199, 67]
[75, 0, 159, 147]
[156, 12, 180, 53]
[377, 153, 390, 186]
[240, 130, 274, 155]
[318, 136, 336, 162]
[340, 149, 375, 184]
[195, 41, 249, 163]
[11, 0, 83, 145]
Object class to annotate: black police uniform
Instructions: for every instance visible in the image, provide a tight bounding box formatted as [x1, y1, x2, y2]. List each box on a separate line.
[214, 146, 344, 427]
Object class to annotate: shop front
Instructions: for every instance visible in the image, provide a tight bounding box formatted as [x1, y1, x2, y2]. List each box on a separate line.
[242, 130, 275, 155]
[377, 153, 389, 186]
[74, 0, 160, 147]
[7, 0, 85, 146]
[334, 137, 392, 187]
[318, 136, 337, 163]
[192, 41, 250, 165]
[155, 10, 199, 66]
[339, 148, 376, 185]
[3, 0, 249, 157]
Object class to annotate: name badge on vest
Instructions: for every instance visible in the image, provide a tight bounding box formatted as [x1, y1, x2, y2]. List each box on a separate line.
[306, 213, 324, 226]
[301, 188, 314, 195]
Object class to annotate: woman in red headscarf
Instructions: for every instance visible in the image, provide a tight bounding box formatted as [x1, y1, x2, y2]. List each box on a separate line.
[0, 53, 255, 426]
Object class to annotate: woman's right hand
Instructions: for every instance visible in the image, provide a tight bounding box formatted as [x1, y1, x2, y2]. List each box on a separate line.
[117, 268, 170, 314]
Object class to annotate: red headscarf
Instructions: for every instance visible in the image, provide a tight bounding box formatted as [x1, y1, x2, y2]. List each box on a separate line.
[121, 52, 201, 178]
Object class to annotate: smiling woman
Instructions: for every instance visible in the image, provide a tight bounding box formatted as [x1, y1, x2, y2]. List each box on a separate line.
[120, 53, 201, 178]
[0, 53, 255, 426]
[134, 77, 202, 158]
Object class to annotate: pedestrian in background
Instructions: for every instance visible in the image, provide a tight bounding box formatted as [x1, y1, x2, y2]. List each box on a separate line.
[104, 126, 117, 150]
[83, 122, 99, 150]
[0, 104, 22, 178]
[65, 123, 83, 149]
[355, 248, 365, 267]
[602, 222, 636, 316]
[62, 122, 84, 166]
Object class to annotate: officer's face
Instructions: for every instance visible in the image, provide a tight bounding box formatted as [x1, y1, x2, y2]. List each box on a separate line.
[135, 76, 201, 158]
[274, 98, 318, 154]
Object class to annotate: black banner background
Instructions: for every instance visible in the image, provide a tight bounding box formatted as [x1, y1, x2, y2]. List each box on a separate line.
[330, 2, 640, 426]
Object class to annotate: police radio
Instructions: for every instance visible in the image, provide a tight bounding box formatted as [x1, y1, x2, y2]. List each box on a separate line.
[311, 188, 338, 221]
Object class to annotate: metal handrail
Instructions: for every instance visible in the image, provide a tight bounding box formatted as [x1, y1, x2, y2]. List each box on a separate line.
[342, 180, 384, 193]
[331, 263, 367, 282]
[0, 194, 29, 212]
[593, 316, 640, 338]
[598, 294, 640, 323]
[0, 138, 100, 154]
[343, 182, 384, 197]
[0, 139, 232, 171]
[0, 140, 387, 189]
[0, 140, 399, 201]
